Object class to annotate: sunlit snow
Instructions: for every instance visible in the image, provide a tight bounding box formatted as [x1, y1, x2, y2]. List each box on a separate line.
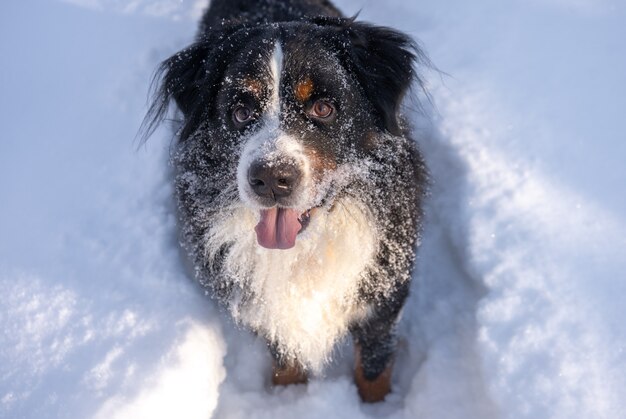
[1, 0, 625, 418]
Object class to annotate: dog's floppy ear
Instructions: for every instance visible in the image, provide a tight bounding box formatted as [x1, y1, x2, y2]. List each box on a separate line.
[316, 18, 427, 136]
[140, 42, 209, 142]
[344, 22, 423, 135]
[140, 30, 236, 142]
[160, 42, 211, 116]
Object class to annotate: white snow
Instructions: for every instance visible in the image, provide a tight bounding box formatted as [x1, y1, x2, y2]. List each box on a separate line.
[1, 0, 625, 418]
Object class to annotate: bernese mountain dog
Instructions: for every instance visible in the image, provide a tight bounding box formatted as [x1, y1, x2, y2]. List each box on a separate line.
[143, 0, 428, 403]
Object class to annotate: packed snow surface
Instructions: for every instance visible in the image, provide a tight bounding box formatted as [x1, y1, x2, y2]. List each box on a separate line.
[1, 0, 625, 418]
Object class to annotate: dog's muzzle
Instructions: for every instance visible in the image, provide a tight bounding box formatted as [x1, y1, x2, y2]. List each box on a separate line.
[246, 158, 312, 250]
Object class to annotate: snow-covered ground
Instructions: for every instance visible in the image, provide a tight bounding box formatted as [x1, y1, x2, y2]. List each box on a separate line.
[1, 0, 625, 418]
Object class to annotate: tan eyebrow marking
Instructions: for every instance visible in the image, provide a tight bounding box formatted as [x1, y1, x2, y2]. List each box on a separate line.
[242, 77, 264, 97]
[294, 78, 314, 102]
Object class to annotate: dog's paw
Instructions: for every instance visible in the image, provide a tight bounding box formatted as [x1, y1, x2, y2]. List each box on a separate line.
[272, 361, 308, 386]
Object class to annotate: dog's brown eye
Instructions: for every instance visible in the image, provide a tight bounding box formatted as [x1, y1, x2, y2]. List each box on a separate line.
[233, 105, 253, 124]
[310, 100, 334, 119]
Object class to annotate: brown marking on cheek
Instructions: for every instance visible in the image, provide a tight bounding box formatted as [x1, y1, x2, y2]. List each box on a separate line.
[271, 360, 308, 386]
[242, 77, 264, 97]
[304, 145, 337, 182]
[295, 78, 314, 102]
[354, 344, 393, 403]
[360, 131, 380, 152]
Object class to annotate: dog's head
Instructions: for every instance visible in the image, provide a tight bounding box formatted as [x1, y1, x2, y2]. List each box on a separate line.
[144, 18, 425, 250]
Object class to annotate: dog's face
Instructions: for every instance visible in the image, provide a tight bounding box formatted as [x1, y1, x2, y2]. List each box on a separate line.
[147, 18, 419, 250]
[226, 34, 370, 250]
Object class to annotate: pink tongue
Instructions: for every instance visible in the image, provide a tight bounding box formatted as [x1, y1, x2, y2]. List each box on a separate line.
[255, 207, 302, 250]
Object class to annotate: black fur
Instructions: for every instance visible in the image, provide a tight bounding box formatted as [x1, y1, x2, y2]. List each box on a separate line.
[143, 0, 429, 393]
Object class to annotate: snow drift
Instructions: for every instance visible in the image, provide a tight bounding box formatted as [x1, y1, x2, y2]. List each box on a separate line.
[1, 0, 625, 418]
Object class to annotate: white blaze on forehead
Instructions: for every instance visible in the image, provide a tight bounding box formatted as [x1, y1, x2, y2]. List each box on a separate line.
[268, 42, 283, 115]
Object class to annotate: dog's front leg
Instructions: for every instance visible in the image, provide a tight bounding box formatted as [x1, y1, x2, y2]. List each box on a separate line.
[351, 314, 399, 402]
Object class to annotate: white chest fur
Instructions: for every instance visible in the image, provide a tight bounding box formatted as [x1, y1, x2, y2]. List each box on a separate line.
[204, 198, 377, 372]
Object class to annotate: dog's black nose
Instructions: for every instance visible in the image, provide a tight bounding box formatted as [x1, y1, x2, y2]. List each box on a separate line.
[248, 160, 302, 200]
